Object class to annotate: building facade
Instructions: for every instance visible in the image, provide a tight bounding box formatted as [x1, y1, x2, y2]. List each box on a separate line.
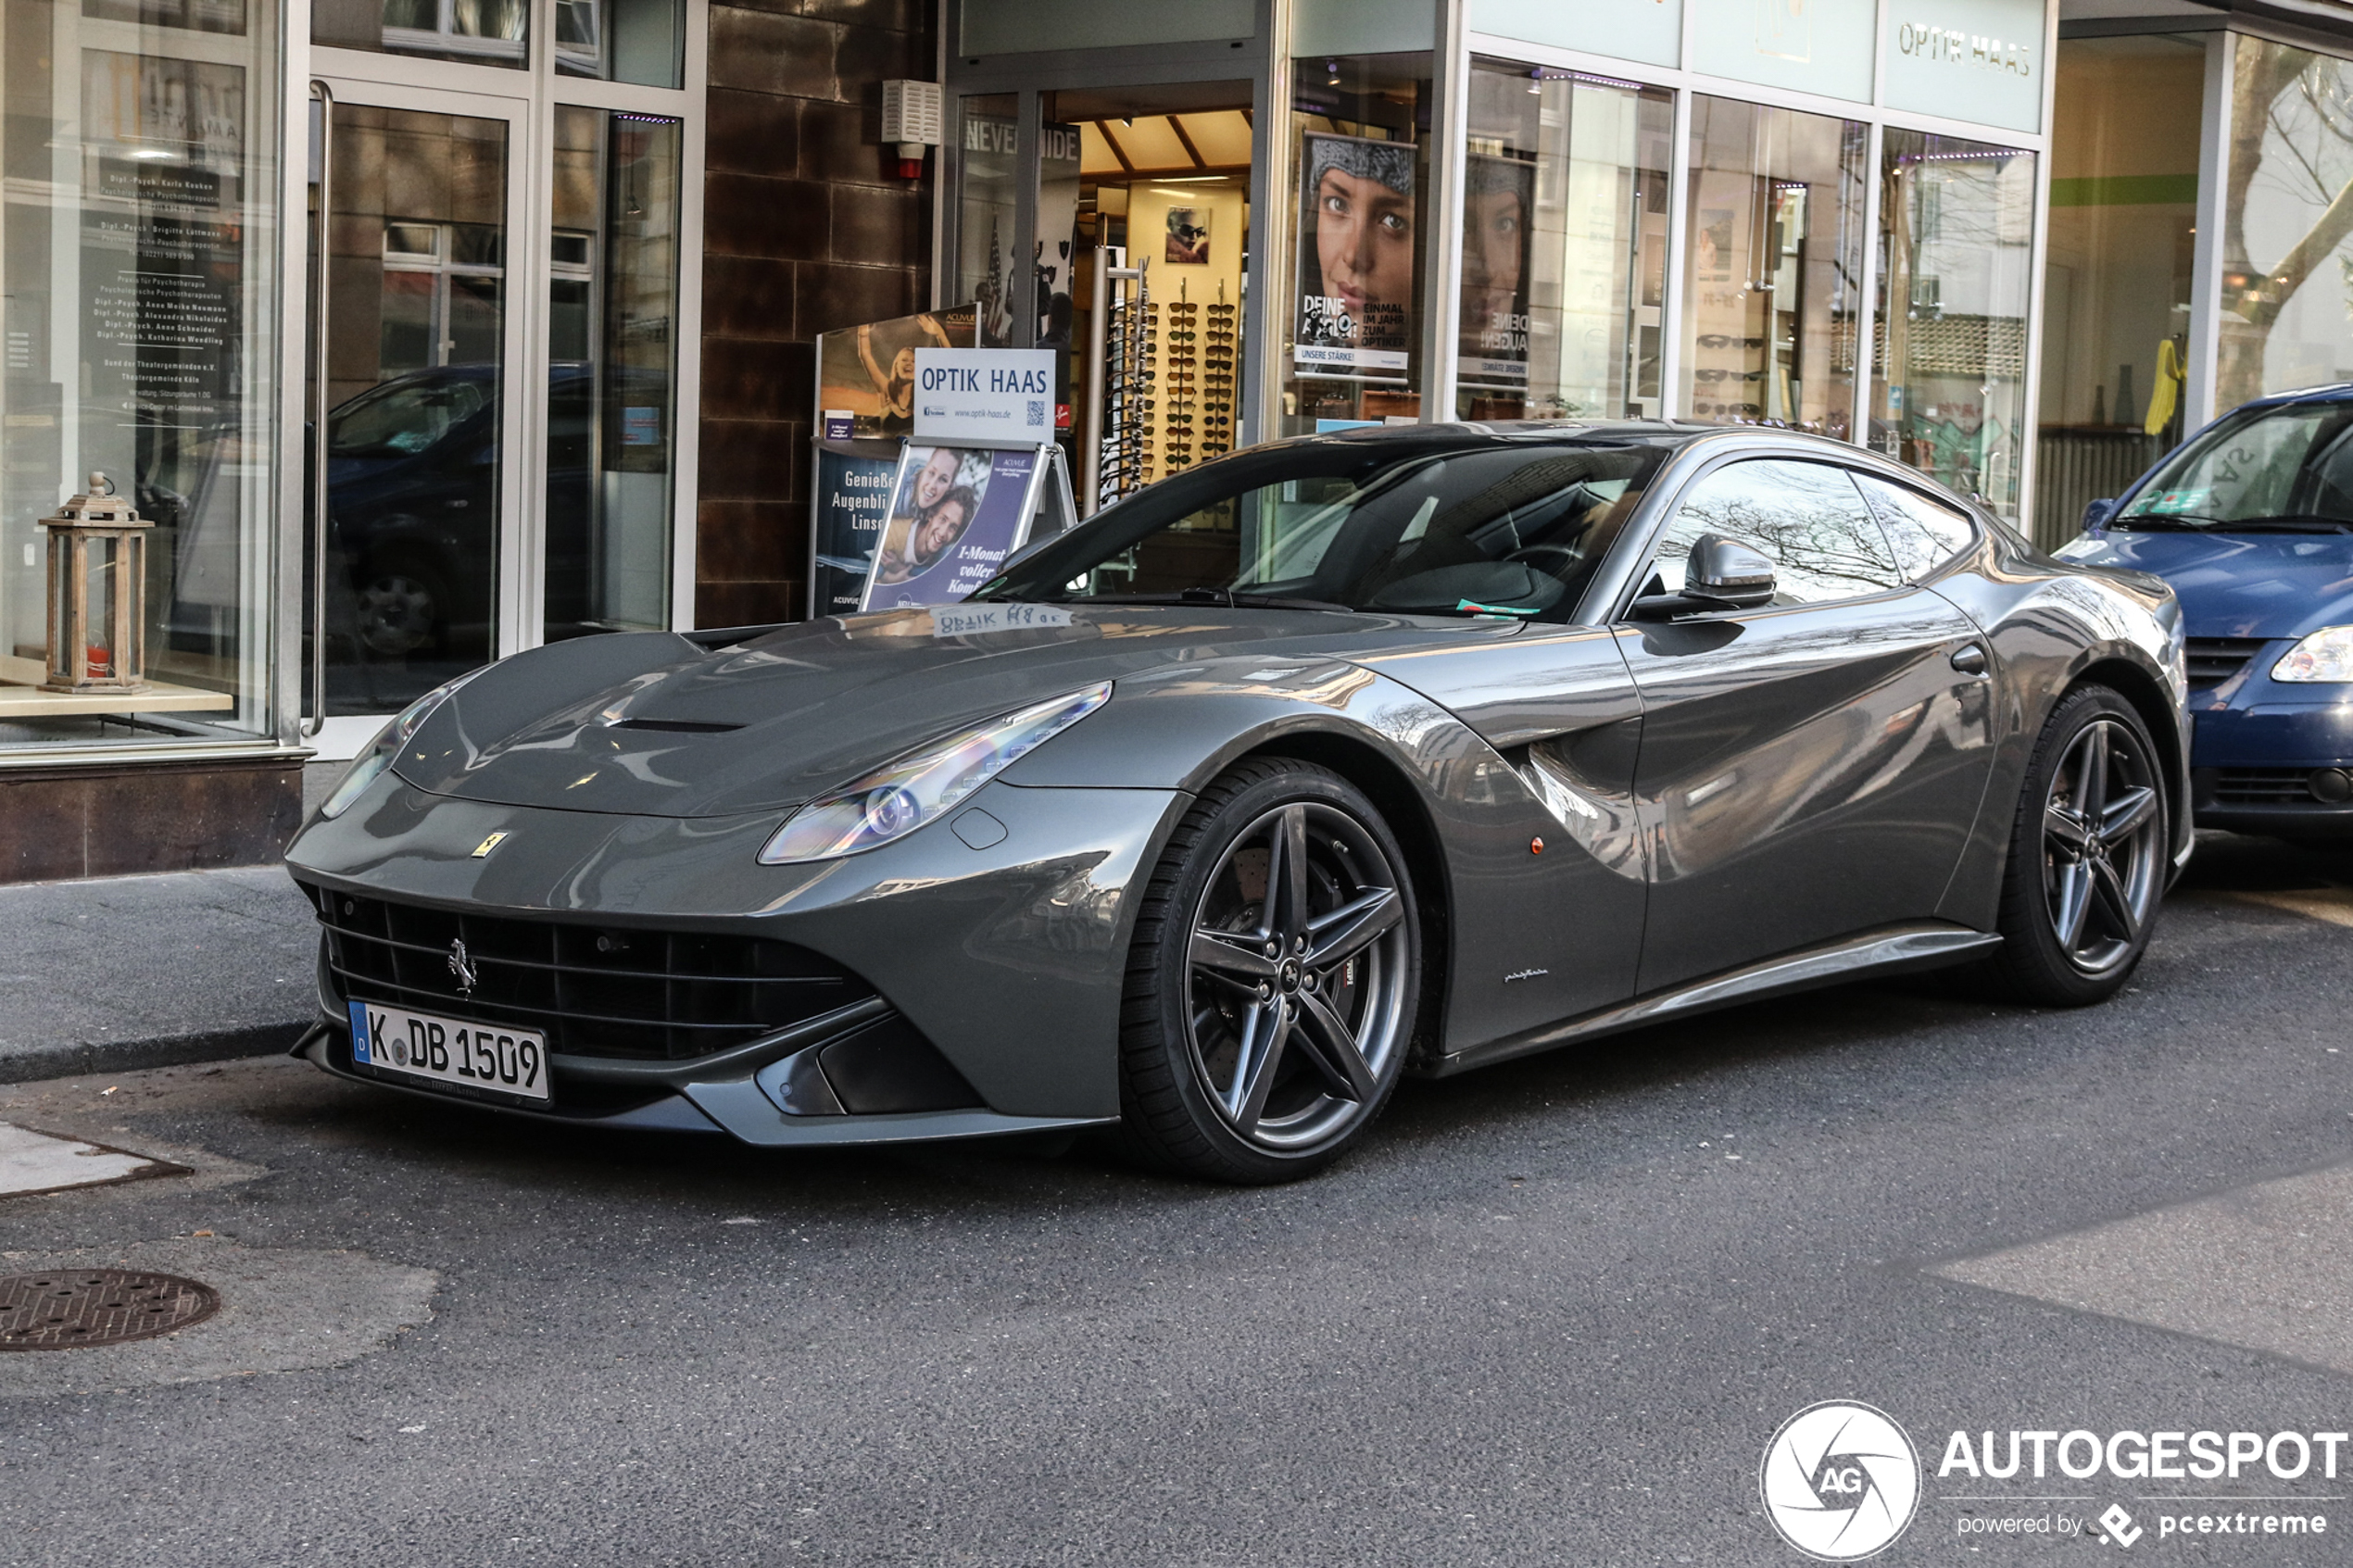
[1, 0, 2349, 881]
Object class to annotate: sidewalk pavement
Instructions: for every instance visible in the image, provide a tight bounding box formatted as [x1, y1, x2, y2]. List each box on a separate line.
[0, 864, 320, 1083]
[0, 763, 341, 1084]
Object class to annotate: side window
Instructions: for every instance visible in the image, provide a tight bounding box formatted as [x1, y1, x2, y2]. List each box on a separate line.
[1646, 458, 1904, 606]
[1855, 472, 1977, 581]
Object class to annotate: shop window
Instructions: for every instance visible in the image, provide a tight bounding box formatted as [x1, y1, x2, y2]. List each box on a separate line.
[2036, 36, 2200, 545]
[1281, 53, 1434, 433]
[0, 0, 283, 748]
[955, 94, 1021, 347]
[2217, 39, 2353, 416]
[1681, 98, 1867, 441]
[1458, 61, 1672, 421]
[314, 0, 528, 67]
[1874, 130, 2036, 522]
[543, 108, 681, 641]
[555, 0, 683, 88]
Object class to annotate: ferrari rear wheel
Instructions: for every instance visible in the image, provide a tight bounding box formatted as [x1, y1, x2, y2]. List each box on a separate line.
[1118, 759, 1420, 1184]
[1979, 684, 2166, 1006]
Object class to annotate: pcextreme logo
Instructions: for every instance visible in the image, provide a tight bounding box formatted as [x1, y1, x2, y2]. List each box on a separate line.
[1761, 1400, 1923, 1561]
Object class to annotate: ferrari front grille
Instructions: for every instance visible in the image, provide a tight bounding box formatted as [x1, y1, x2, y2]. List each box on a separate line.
[307, 888, 874, 1061]
[2183, 637, 2270, 687]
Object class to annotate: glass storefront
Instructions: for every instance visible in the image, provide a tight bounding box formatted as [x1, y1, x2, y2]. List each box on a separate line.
[544, 108, 681, 641]
[2036, 35, 2200, 542]
[1873, 131, 2037, 519]
[1457, 62, 1672, 422]
[1, 0, 283, 749]
[2217, 38, 2353, 411]
[1682, 98, 1867, 441]
[1280, 52, 1433, 433]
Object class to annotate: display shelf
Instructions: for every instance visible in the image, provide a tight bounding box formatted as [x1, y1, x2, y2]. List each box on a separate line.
[0, 655, 235, 718]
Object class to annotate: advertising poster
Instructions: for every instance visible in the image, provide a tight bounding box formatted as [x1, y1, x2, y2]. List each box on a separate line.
[1293, 131, 1417, 375]
[813, 305, 976, 442]
[811, 307, 979, 617]
[810, 445, 902, 617]
[1458, 153, 1533, 392]
[861, 445, 1037, 611]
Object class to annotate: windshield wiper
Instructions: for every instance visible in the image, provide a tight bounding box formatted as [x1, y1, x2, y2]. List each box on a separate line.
[2212, 515, 2353, 533]
[2109, 515, 2211, 531]
[1079, 588, 1354, 613]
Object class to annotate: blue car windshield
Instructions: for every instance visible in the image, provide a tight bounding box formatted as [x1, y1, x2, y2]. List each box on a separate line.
[974, 441, 1667, 621]
[2117, 402, 2353, 530]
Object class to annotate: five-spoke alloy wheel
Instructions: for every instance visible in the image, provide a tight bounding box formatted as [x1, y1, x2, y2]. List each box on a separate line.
[1120, 759, 1420, 1183]
[1982, 684, 2169, 1004]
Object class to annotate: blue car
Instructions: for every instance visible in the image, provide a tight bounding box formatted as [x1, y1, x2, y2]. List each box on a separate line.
[2067, 387, 2353, 842]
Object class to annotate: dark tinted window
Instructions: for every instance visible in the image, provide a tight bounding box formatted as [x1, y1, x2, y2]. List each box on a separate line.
[979, 441, 1667, 621]
[1856, 473, 1976, 580]
[1645, 458, 1903, 606]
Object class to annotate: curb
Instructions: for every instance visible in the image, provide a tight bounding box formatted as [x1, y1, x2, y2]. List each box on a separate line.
[0, 1022, 309, 1085]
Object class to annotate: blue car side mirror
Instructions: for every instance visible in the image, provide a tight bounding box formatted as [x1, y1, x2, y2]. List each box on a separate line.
[2081, 497, 2118, 535]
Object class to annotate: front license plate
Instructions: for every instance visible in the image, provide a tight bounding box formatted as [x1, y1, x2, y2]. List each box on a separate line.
[346, 1000, 549, 1104]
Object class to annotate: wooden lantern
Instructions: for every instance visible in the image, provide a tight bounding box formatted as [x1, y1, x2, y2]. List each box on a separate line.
[42, 471, 152, 694]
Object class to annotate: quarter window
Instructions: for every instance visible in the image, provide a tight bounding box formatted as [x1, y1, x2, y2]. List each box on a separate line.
[1647, 458, 1904, 605]
[1856, 473, 1977, 581]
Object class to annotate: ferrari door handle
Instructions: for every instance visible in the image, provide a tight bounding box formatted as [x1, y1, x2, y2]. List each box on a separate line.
[1949, 644, 1988, 676]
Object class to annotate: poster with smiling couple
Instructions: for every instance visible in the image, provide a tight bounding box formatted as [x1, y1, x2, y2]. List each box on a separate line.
[856, 347, 1077, 612]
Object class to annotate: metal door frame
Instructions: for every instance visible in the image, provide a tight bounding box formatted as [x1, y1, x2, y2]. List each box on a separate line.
[299, 72, 534, 761]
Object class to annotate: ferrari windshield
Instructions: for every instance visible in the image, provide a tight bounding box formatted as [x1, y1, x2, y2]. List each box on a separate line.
[975, 439, 1668, 621]
[2116, 400, 2353, 531]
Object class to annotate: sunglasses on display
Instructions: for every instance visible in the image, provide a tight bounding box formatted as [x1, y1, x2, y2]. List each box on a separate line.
[1697, 334, 1765, 350]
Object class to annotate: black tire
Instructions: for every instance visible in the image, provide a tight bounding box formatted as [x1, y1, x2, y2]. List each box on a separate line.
[1118, 758, 1421, 1184]
[1974, 684, 2168, 1005]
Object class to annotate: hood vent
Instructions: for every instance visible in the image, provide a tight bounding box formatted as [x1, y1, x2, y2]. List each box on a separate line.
[606, 717, 744, 734]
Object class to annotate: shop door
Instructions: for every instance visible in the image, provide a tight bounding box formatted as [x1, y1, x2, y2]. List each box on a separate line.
[304, 80, 529, 756]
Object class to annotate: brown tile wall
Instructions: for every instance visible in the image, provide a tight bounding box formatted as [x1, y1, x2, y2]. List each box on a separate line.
[0, 760, 305, 884]
[697, 0, 932, 627]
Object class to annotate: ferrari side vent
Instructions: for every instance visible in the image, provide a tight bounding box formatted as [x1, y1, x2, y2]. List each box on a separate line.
[307, 888, 874, 1061]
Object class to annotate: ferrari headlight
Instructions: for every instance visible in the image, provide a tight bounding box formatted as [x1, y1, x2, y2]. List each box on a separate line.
[319, 669, 484, 819]
[2272, 626, 2353, 683]
[758, 682, 1112, 864]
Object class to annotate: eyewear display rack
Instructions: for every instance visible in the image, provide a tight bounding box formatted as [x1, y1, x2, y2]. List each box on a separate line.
[1083, 248, 1153, 515]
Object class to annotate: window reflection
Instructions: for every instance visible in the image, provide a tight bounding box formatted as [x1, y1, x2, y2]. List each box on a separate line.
[1681, 99, 1866, 439]
[1458, 62, 1672, 421]
[1874, 131, 2036, 522]
[544, 108, 681, 640]
[1653, 459, 1901, 603]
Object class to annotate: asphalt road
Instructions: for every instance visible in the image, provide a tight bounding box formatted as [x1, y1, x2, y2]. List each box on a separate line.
[1, 834, 2348, 1567]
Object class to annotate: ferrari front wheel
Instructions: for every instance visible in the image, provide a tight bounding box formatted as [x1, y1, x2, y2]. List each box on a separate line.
[1979, 684, 2167, 1005]
[1118, 759, 1420, 1184]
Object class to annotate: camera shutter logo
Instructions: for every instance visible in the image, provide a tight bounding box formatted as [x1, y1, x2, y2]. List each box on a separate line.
[1759, 1400, 1920, 1561]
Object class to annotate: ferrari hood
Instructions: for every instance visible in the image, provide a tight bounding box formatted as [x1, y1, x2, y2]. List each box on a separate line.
[2070, 529, 2353, 638]
[394, 603, 1513, 819]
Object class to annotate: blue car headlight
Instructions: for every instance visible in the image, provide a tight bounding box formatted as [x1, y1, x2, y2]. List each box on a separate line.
[2272, 626, 2353, 684]
[318, 669, 485, 819]
[758, 682, 1113, 864]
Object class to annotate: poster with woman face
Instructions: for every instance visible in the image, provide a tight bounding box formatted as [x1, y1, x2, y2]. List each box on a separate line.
[1458, 154, 1533, 390]
[860, 445, 1038, 611]
[1293, 131, 1417, 374]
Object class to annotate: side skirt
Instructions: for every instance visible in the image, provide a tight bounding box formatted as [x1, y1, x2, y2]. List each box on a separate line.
[1418, 922, 2001, 1078]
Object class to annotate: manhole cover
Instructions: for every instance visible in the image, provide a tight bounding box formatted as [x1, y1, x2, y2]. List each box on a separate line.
[0, 1269, 220, 1350]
